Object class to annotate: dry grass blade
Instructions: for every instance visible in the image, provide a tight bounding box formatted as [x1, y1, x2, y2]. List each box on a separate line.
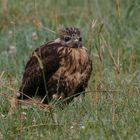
[101, 35, 120, 74]
[0, 71, 5, 81]
[17, 123, 64, 131]
[11, 122, 82, 137]
[0, 81, 51, 116]
[32, 19, 57, 34]
[91, 19, 97, 29]
[115, 0, 121, 19]
[0, 92, 51, 112]
[96, 23, 104, 62]
[33, 52, 43, 70]
[33, 52, 50, 103]
[42, 26, 57, 34]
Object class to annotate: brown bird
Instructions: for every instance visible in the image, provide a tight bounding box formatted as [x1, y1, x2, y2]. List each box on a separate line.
[17, 27, 92, 104]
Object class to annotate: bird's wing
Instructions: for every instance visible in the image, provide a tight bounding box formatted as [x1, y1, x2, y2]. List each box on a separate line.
[19, 42, 62, 92]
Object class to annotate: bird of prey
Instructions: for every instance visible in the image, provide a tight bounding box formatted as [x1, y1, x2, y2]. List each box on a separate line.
[17, 27, 92, 104]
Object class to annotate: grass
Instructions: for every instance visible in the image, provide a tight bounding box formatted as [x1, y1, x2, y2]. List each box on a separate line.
[0, 0, 140, 139]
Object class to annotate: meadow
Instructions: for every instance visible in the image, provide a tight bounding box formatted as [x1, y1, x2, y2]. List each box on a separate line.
[0, 0, 140, 139]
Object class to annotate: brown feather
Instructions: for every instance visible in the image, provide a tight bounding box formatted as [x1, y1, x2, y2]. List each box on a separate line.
[18, 27, 92, 104]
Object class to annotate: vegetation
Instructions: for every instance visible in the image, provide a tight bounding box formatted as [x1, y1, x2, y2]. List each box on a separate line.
[0, 0, 140, 139]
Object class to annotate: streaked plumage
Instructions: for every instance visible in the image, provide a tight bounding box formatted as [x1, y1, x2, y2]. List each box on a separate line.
[17, 27, 92, 104]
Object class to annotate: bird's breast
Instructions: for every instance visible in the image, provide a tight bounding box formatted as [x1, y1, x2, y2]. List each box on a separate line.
[59, 47, 89, 72]
[50, 47, 90, 84]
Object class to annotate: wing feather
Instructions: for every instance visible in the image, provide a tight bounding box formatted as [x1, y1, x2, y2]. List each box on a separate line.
[19, 42, 62, 98]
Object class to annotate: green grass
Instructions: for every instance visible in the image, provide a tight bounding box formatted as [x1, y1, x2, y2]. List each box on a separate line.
[0, 0, 140, 139]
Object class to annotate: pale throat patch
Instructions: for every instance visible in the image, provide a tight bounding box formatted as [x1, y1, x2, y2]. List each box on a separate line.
[54, 38, 61, 43]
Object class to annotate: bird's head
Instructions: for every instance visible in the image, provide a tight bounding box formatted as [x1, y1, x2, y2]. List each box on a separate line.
[59, 27, 83, 48]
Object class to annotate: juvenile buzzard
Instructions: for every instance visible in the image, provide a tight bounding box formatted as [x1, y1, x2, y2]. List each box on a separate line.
[17, 27, 92, 104]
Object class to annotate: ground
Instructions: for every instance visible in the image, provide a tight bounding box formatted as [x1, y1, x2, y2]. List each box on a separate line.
[0, 0, 140, 139]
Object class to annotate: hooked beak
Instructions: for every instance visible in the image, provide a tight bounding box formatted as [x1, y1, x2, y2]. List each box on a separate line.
[73, 39, 81, 48]
[74, 39, 79, 42]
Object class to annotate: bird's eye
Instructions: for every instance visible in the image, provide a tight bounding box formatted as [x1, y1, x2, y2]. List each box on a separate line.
[64, 36, 71, 42]
[79, 37, 82, 41]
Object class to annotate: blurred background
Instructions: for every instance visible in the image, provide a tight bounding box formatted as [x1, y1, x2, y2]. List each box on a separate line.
[0, 0, 140, 75]
[0, 0, 140, 76]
